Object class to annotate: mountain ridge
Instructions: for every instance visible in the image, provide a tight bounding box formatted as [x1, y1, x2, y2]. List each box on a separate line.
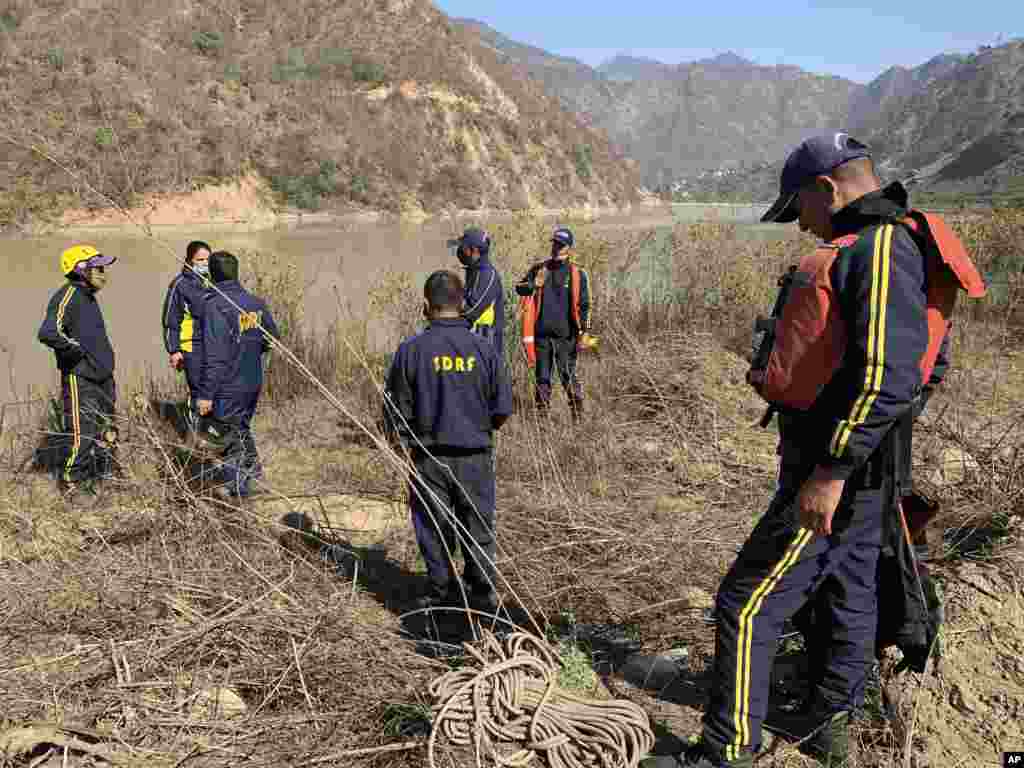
[453, 18, 866, 185]
[454, 18, 1023, 201]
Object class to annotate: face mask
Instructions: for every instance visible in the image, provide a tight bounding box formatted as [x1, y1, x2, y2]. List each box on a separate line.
[455, 247, 474, 267]
[192, 263, 210, 276]
[86, 267, 107, 291]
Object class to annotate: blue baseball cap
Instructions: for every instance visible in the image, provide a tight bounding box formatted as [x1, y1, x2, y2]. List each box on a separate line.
[447, 227, 490, 252]
[552, 228, 574, 248]
[761, 132, 872, 223]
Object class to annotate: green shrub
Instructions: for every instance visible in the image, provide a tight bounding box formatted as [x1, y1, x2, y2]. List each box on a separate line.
[350, 174, 370, 201]
[320, 47, 352, 69]
[273, 177, 318, 210]
[0, 12, 17, 32]
[270, 47, 362, 82]
[270, 160, 339, 210]
[94, 127, 114, 148]
[192, 30, 223, 55]
[223, 62, 242, 82]
[312, 160, 337, 195]
[573, 144, 593, 181]
[351, 57, 385, 84]
[272, 48, 308, 83]
[47, 47, 65, 71]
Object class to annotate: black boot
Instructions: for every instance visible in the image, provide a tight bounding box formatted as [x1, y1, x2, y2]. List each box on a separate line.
[415, 586, 454, 611]
[640, 739, 753, 767]
[797, 711, 850, 767]
[468, 588, 499, 614]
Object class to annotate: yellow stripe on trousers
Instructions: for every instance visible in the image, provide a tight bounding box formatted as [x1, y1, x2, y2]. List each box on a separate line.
[728, 527, 814, 758]
[63, 374, 81, 484]
[829, 225, 893, 458]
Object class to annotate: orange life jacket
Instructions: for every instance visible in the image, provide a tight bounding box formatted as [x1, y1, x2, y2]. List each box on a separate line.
[756, 211, 986, 410]
[519, 262, 582, 365]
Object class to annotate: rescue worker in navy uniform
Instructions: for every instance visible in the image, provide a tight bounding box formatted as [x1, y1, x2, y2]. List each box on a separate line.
[383, 270, 513, 612]
[161, 240, 211, 433]
[789, 333, 952, 718]
[448, 227, 505, 359]
[194, 251, 279, 500]
[515, 228, 590, 421]
[644, 134, 982, 768]
[38, 245, 118, 506]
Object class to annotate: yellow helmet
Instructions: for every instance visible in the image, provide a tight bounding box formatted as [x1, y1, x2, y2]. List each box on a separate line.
[60, 244, 115, 276]
[61, 244, 99, 276]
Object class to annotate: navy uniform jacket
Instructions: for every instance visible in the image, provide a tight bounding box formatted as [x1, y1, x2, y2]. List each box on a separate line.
[384, 318, 513, 452]
[463, 255, 505, 356]
[781, 184, 940, 480]
[38, 278, 115, 383]
[161, 269, 209, 355]
[196, 280, 279, 413]
[522, 260, 591, 339]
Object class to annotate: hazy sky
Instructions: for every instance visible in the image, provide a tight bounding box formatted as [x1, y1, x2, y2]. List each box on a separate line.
[433, 0, 1019, 83]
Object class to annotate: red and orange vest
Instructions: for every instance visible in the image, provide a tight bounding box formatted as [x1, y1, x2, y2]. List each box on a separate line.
[519, 262, 583, 365]
[754, 211, 986, 410]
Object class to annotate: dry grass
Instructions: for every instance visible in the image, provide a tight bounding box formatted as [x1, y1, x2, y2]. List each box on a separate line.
[2, 210, 1023, 766]
[0, 0, 638, 228]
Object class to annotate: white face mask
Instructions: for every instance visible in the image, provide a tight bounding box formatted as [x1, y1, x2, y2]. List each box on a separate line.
[192, 263, 210, 276]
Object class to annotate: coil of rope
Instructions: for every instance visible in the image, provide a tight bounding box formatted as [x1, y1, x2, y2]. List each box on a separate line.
[427, 630, 655, 768]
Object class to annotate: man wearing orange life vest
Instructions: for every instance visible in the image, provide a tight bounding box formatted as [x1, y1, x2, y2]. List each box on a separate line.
[644, 134, 984, 768]
[515, 227, 591, 422]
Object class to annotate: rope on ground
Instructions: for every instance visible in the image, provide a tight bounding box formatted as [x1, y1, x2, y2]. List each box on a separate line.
[427, 630, 655, 768]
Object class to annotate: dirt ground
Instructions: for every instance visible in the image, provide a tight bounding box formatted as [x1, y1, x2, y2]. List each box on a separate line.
[56, 173, 280, 230]
[0, 326, 1021, 767]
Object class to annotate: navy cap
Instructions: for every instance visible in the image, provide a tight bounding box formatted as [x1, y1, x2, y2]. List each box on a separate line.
[552, 227, 574, 247]
[446, 227, 490, 252]
[85, 253, 117, 268]
[761, 132, 872, 223]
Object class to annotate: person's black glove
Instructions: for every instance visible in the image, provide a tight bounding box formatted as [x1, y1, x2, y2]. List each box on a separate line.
[64, 345, 86, 368]
[515, 267, 541, 297]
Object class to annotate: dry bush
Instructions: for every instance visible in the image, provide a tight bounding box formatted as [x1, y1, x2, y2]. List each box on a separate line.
[0, 392, 442, 767]
[3, 210, 1023, 768]
[210, 210, 1024, 618]
[355, 210, 1024, 768]
[0, 0, 639, 228]
[237, 248, 345, 402]
[951, 208, 1024, 324]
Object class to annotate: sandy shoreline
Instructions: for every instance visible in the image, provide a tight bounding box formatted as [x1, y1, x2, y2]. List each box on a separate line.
[38, 203, 673, 237]
[2, 173, 771, 238]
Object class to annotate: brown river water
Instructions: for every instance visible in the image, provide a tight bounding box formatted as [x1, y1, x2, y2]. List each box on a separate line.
[0, 204, 769, 407]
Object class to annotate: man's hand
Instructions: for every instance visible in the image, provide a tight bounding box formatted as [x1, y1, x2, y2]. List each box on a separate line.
[196, 399, 213, 416]
[170, 352, 184, 371]
[796, 465, 846, 536]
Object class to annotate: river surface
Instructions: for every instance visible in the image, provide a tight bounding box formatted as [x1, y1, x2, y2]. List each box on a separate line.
[0, 204, 774, 405]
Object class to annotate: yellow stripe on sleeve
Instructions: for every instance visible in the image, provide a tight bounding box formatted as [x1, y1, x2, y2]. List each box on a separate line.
[829, 225, 893, 458]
